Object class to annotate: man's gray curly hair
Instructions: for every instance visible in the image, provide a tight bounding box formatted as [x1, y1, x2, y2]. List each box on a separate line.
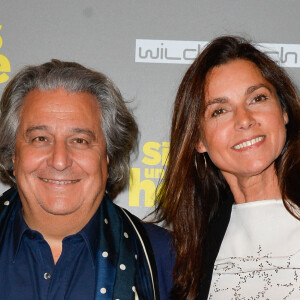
[0, 59, 138, 199]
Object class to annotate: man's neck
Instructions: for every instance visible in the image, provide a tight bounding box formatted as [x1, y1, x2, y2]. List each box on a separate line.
[22, 204, 100, 264]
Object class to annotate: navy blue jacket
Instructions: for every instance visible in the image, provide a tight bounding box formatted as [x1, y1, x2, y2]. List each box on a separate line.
[0, 188, 175, 300]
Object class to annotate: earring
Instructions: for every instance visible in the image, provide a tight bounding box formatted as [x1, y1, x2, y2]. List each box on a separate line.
[203, 153, 207, 170]
[195, 153, 207, 179]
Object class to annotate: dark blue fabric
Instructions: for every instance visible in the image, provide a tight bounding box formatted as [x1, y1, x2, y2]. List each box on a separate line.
[94, 195, 156, 300]
[0, 188, 174, 300]
[143, 223, 175, 300]
[0, 194, 99, 300]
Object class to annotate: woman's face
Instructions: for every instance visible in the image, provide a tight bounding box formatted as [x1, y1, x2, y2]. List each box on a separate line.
[196, 59, 288, 180]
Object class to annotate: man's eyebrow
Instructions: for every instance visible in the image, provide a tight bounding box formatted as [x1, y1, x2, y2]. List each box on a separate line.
[245, 83, 272, 95]
[25, 126, 96, 140]
[25, 125, 50, 135]
[71, 128, 96, 140]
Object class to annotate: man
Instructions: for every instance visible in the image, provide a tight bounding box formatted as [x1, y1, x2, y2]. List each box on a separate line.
[0, 60, 174, 299]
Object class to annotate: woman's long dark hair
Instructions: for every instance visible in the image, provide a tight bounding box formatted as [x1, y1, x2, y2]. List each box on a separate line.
[156, 36, 300, 299]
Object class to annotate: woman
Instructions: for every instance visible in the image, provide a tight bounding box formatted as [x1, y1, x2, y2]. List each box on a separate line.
[156, 36, 300, 299]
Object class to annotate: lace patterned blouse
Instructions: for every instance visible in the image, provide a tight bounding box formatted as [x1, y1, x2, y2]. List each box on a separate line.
[208, 199, 300, 299]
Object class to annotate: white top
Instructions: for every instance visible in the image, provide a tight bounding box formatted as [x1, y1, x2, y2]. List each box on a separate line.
[208, 200, 300, 299]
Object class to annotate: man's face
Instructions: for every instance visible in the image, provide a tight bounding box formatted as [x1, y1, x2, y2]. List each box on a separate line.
[13, 88, 109, 220]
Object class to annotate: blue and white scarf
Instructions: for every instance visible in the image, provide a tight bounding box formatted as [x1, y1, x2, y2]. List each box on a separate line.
[0, 188, 159, 300]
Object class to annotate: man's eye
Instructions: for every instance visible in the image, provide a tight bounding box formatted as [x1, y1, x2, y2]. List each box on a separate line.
[252, 94, 268, 103]
[74, 138, 88, 144]
[211, 108, 226, 117]
[33, 136, 47, 142]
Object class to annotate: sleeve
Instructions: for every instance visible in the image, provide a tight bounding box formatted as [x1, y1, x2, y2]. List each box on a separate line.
[142, 223, 175, 300]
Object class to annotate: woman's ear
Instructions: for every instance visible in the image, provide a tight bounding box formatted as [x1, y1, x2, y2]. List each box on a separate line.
[195, 139, 207, 154]
[283, 111, 289, 125]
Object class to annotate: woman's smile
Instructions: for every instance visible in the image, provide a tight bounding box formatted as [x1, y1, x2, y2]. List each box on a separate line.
[232, 135, 265, 151]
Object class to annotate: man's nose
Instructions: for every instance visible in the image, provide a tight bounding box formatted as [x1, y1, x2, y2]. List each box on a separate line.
[47, 141, 72, 171]
[234, 107, 256, 130]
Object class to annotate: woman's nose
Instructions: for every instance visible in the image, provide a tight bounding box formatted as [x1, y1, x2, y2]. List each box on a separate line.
[234, 107, 256, 130]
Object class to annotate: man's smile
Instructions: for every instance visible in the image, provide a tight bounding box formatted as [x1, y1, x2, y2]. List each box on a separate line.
[40, 178, 80, 184]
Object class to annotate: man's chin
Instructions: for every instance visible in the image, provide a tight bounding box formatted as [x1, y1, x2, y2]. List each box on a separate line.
[38, 200, 81, 216]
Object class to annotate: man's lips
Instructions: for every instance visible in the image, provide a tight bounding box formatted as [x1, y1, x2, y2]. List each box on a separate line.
[40, 178, 80, 185]
[232, 136, 265, 150]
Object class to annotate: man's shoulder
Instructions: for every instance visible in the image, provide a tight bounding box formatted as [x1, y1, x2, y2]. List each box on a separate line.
[0, 187, 19, 246]
[142, 222, 175, 300]
[117, 207, 173, 253]
[142, 222, 173, 250]
[110, 205, 175, 300]
[0, 187, 17, 200]
[0, 187, 18, 213]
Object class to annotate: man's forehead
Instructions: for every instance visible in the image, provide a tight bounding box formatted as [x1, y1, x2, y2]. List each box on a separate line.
[23, 88, 98, 106]
[18, 88, 102, 132]
[21, 88, 98, 113]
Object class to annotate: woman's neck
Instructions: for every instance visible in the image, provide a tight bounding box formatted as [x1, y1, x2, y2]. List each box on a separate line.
[222, 166, 282, 204]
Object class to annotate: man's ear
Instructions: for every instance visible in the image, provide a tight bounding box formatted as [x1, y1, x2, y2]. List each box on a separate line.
[12, 155, 15, 176]
[106, 155, 110, 179]
[195, 139, 207, 154]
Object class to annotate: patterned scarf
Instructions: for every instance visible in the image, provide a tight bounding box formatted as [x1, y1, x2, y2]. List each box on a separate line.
[0, 188, 159, 300]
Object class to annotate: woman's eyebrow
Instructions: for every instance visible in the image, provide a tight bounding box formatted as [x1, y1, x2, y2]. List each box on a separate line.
[205, 97, 228, 109]
[204, 83, 273, 111]
[245, 83, 272, 95]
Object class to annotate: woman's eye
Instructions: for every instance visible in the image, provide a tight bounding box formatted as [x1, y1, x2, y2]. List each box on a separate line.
[211, 108, 226, 117]
[252, 94, 268, 103]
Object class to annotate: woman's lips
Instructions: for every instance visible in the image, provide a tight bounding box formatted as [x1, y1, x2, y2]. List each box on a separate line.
[232, 136, 265, 150]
